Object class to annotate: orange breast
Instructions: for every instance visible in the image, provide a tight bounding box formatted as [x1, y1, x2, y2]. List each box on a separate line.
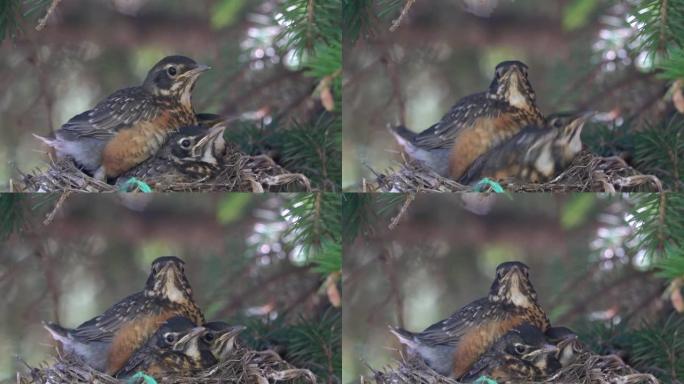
[106, 311, 175, 374]
[101, 114, 173, 178]
[448, 114, 520, 180]
[451, 316, 526, 378]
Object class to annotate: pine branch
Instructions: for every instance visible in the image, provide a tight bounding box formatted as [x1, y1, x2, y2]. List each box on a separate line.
[634, 117, 684, 189]
[0, 194, 25, 240]
[283, 193, 341, 277]
[632, 0, 684, 57]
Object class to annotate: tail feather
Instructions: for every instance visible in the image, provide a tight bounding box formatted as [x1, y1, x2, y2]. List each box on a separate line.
[43, 321, 71, 345]
[32, 133, 57, 148]
[388, 125, 417, 147]
[388, 325, 418, 349]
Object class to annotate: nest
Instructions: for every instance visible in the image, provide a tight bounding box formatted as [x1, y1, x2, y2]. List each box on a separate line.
[16, 346, 317, 384]
[365, 151, 663, 193]
[367, 352, 659, 384]
[12, 149, 311, 193]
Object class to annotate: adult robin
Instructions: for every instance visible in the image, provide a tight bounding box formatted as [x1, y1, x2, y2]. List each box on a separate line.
[34, 55, 210, 181]
[389, 261, 550, 378]
[461, 323, 560, 383]
[459, 112, 592, 184]
[201, 321, 247, 361]
[546, 326, 584, 368]
[116, 122, 228, 188]
[43, 256, 204, 374]
[390, 61, 544, 180]
[115, 316, 217, 379]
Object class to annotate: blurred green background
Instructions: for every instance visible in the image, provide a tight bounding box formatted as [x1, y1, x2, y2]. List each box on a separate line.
[0, 0, 341, 190]
[0, 193, 341, 382]
[342, 193, 683, 383]
[342, 0, 682, 189]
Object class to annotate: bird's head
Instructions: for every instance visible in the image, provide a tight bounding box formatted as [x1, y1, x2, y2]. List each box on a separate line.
[502, 324, 560, 374]
[143, 55, 210, 108]
[489, 61, 536, 111]
[488, 261, 538, 308]
[547, 111, 593, 163]
[166, 122, 227, 178]
[144, 256, 194, 304]
[202, 321, 246, 359]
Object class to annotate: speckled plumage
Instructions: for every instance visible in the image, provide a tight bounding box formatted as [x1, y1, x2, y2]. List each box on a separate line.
[116, 122, 227, 187]
[34, 55, 209, 180]
[461, 324, 560, 383]
[389, 261, 550, 379]
[115, 316, 216, 379]
[460, 112, 590, 184]
[43, 256, 204, 374]
[390, 61, 544, 180]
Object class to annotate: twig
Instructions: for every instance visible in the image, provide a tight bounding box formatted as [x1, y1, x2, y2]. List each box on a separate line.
[388, 194, 415, 230]
[43, 191, 71, 226]
[35, 0, 63, 31]
[389, 0, 416, 32]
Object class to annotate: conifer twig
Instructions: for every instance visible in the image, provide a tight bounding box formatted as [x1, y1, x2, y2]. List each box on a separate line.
[389, 0, 416, 32]
[35, 0, 62, 31]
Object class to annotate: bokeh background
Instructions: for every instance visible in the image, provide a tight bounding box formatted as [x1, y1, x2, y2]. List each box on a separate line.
[0, 193, 341, 382]
[342, 193, 684, 383]
[0, 0, 341, 191]
[342, 0, 684, 190]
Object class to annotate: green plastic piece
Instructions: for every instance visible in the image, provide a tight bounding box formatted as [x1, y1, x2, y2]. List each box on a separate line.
[474, 376, 498, 384]
[127, 372, 158, 384]
[473, 177, 505, 193]
[118, 177, 153, 193]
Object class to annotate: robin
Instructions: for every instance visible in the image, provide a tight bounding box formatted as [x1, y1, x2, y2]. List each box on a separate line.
[43, 256, 205, 374]
[460, 112, 592, 184]
[389, 261, 550, 378]
[115, 316, 217, 379]
[390, 61, 544, 180]
[34, 55, 210, 181]
[201, 321, 247, 361]
[461, 324, 560, 383]
[116, 122, 228, 187]
[546, 326, 584, 368]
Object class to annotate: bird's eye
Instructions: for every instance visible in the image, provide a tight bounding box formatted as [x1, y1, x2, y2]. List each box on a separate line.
[553, 119, 563, 128]
[164, 333, 177, 344]
[167, 66, 177, 77]
[204, 333, 215, 342]
[514, 344, 526, 354]
[179, 138, 192, 149]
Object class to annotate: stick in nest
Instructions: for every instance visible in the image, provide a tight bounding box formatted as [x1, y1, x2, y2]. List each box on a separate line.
[368, 151, 663, 193]
[13, 149, 312, 193]
[17, 346, 317, 384]
[370, 352, 659, 384]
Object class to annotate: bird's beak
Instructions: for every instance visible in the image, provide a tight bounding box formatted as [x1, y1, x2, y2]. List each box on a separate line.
[217, 325, 246, 343]
[542, 343, 559, 354]
[192, 64, 211, 74]
[192, 123, 227, 160]
[174, 326, 207, 350]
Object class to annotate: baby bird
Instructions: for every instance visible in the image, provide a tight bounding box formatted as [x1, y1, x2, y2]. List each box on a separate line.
[546, 326, 585, 368]
[116, 122, 227, 187]
[460, 112, 592, 184]
[461, 323, 560, 383]
[201, 321, 247, 361]
[115, 316, 216, 379]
